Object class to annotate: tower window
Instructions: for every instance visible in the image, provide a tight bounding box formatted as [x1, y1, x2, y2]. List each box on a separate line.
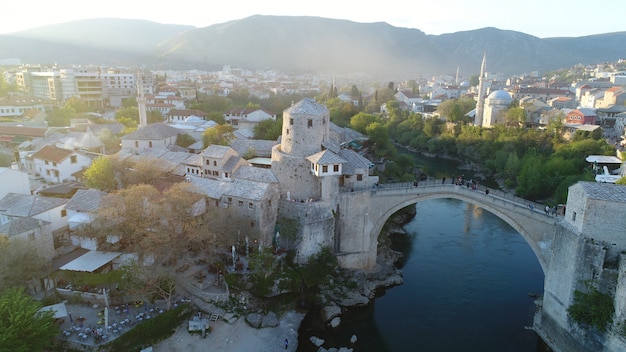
[308, 119, 313, 128]
[290, 118, 294, 125]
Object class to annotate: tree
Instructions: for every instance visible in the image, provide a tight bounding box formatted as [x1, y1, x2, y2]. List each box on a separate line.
[0, 287, 59, 352]
[123, 156, 166, 186]
[350, 113, 379, 134]
[96, 184, 162, 256]
[84, 156, 117, 191]
[202, 124, 234, 147]
[64, 96, 90, 113]
[115, 107, 139, 131]
[254, 118, 282, 140]
[119, 262, 178, 311]
[175, 133, 197, 148]
[506, 107, 526, 127]
[0, 238, 47, 291]
[99, 128, 121, 154]
[46, 106, 75, 127]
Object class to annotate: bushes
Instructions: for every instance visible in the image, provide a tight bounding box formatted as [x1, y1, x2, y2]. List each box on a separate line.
[98, 303, 192, 351]
[567, 283, 613, 332]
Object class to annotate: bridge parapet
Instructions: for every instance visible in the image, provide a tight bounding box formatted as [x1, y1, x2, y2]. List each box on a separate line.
[365, 179, 557, 273]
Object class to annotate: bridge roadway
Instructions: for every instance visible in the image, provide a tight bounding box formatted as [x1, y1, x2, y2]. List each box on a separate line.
[367, 179, 558, 273]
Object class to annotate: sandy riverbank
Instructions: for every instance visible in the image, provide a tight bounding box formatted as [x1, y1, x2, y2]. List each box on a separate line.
[151, 310, 305, 352]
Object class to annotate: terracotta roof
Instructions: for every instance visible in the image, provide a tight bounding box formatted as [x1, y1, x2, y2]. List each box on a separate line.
[0, 125, 48, 137]
[31, 145, 74, 163]
[0, 95, 55, 106]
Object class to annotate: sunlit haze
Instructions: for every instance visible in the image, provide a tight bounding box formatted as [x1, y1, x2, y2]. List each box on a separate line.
[3, 0, 626, 38]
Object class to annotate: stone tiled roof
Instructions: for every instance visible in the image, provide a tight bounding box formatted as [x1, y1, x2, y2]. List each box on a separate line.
[285, 98, 327, 115]
[306, 150, 346, 165]
[202, 145, 232, 158]
[222, 156, 243, 172]
[338, 148, 370, 175]
[0, 217, 50, 237]
[233, 166, 278, 183]
[183, 153, 202, 167]
[0, 193, 68, 217]
[66, 189, 106, 212]
[578, 181, 626, 203]
[187, 175, 271, 201]
[223, 179, 270, 201]
[230, 138, 277, 158]
[31, 145, 73, 163]
[121, 123, 180, 140]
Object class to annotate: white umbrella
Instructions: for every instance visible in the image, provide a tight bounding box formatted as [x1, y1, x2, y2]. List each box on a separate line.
[105, 307, 109, 329]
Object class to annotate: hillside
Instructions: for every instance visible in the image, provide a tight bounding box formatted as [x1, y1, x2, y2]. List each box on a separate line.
[1, 16, 625, 79]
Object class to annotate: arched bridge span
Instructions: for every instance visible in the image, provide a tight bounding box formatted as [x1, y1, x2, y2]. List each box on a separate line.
[368, 180, 558, 273]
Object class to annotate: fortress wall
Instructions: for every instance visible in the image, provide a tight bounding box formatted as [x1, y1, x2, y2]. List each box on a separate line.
[538, 222, 626, 352]
[335, 191, 376, 269]
[271, 146, 320, 201]
[278, 199, 335, 264]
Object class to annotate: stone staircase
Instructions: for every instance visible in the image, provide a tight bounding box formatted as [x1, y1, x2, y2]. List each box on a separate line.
[176, 278, 227, 321]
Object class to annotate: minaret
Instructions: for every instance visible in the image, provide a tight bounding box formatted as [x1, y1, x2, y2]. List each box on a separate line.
[475, 53, 487, 126]
[136, 69, 148, 128]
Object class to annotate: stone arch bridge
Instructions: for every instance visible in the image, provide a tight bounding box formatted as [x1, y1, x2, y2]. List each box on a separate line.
[364, 180, 558, 273]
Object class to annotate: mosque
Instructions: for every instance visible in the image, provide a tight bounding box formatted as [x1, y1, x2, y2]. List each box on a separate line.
[474, 53, 513, 127]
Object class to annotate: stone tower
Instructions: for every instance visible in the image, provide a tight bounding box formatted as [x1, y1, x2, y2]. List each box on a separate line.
[475, 53, 487, 126]
[271, 98, 329, 201]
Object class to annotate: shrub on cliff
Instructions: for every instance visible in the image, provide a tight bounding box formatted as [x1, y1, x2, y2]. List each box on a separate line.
[567, 283, 613, 332]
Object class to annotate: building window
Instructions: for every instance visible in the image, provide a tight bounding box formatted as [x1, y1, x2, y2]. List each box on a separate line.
[225, 172, 229, 178]
[290, 118, 294, 125]
[286, 129, 289, 135]
[213, 160, 217, 166]
[228, 197, 232, 205]
[238, 200, 244, 206]
[322, 165, 328, 173]
[28, 232, 35, 241]
[572, 212, 576, 221]
[308, 119, 313, 128]
[61, 209, 67, 217]
[248, 202, 253, 209]
[70, 155, 77, 164]
[135, 141, 139, 148]
[268, 199, 272, 206]
[149, 141, 153, 148]
[53, 162, 57, 167]
[357, 174, 363, 181]
[333, 164, 339, 172]
[44, 160, 49, 165]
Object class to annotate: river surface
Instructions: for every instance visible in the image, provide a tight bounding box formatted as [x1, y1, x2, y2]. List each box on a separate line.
[298, 153, 551, 352]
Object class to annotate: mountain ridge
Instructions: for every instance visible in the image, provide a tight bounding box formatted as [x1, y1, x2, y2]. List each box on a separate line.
[1, 16, 625, 79]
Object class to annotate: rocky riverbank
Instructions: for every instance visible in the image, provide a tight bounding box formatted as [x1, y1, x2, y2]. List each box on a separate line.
[299, 205, 415, 351]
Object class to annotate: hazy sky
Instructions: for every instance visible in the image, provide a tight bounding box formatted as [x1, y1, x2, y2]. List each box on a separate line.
[3, 0, 625, 38]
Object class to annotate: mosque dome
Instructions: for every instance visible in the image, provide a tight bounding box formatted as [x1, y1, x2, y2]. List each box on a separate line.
[487, 90, 512, 101]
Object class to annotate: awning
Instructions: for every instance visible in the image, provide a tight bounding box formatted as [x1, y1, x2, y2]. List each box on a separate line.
[60, 251, 121, 272]
[38, 302, 68, 319]
[68, 212, 95, 229]
[585, 155, 623, 164]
